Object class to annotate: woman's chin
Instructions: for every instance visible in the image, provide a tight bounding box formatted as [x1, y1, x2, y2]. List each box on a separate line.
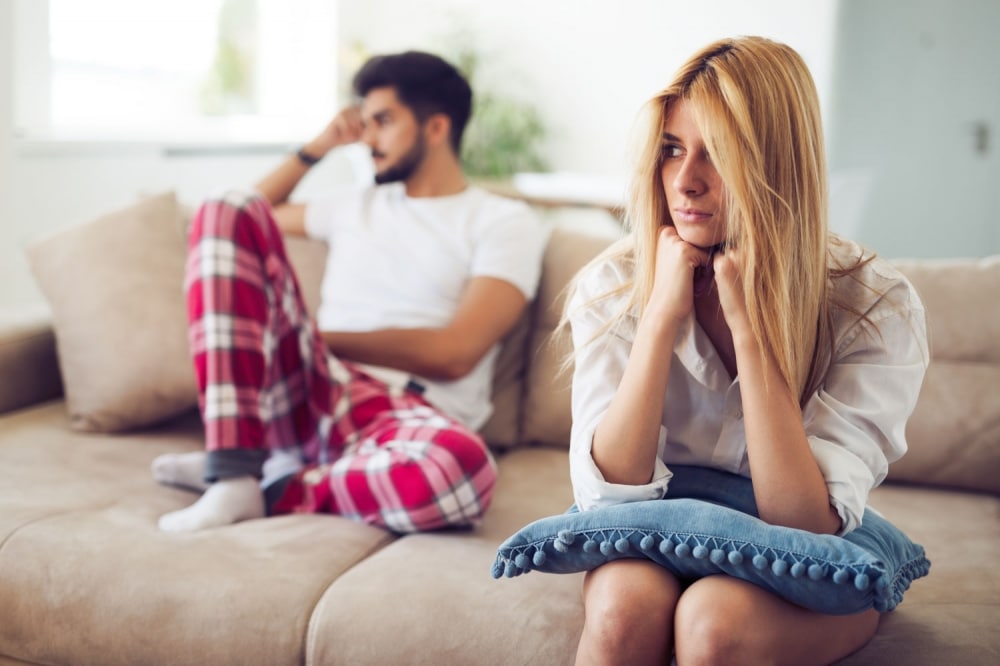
[676, 229, 726, 251]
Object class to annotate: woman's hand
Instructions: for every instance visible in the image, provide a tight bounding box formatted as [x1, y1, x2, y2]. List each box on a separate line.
[650, 226, 711, 323]
[713, 248, 752, 339]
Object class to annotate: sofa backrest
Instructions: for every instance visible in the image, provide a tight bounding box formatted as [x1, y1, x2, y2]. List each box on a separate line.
[520, 227, 616, 446]
[887, 257, 1000, 494]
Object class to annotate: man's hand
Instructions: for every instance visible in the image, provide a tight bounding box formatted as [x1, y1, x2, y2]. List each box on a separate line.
[303, 106, 364, 160]
[255, 106, 365, 229]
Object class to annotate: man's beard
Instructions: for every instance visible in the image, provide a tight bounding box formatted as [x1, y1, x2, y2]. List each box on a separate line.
[373, 136, 427, 185]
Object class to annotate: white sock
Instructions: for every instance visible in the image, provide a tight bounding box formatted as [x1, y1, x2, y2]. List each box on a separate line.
[261, 447, 304, 488]
[158, 477, 264, 532]
[151, 451, 210, 492]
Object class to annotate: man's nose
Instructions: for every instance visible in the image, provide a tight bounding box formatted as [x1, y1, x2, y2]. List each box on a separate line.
[359, 124, 377, 147]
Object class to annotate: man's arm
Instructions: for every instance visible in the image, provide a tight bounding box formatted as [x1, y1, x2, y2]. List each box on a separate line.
[255, 106, 364, 236]
[321, 276, 528, 381]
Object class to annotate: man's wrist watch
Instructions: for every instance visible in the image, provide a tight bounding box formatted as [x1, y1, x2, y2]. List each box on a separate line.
[295, 147, 322, 167]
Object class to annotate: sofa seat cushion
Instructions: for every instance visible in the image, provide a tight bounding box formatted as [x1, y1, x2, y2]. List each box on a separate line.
[0, 511, 394, 666]
[0, 402, 203, 543]
[856, 484, 1000, 664]
[303, 447, 585, 665]
[866, 484, 1000, 607]
[0, 401, 395, 666]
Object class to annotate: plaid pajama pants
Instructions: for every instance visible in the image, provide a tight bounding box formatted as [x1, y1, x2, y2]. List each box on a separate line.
[185, 191, 497, 533]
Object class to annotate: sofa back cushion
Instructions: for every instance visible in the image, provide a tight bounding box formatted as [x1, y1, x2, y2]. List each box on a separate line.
[522, 227, 617, 446]
[888, 256, 1000, 494]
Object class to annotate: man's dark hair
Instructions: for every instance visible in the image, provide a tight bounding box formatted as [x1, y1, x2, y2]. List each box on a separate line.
[353, 51, 473, 154]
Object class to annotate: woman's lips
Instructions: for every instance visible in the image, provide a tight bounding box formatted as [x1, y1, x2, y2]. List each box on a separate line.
[673, 208, 713, 224]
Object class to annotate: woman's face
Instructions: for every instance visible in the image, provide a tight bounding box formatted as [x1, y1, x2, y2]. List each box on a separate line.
[659, 99, 727, 250]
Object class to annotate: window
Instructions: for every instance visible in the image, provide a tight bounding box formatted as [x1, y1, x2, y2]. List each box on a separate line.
[15, 0, 339, 143]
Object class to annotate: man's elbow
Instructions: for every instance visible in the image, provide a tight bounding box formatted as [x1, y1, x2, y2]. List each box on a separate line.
[423, 344, 484, 381]
[431, 355, 478, 382]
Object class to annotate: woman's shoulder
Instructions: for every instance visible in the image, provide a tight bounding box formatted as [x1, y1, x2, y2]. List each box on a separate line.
[826, 235, 926, 340]
[567, 240, 639, 330]
[573, 240, 634, 298]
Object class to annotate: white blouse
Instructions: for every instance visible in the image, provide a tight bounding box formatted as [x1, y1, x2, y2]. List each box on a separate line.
[567, 241, 929, 534]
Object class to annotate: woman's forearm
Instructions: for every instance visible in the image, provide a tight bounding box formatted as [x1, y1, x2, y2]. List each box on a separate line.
[734, 333, 841, 534]
[590, 311, 678, 486]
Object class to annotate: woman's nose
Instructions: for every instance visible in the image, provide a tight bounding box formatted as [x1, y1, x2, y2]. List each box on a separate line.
[674, 157, 707, 196]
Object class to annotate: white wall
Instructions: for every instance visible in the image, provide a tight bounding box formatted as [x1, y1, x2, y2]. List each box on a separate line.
[339, 0, 838, 179]
[827, 0, 1000, 258]
[2, 144, 362, 308]
[1, 0, 354, 308]
[1, 0, 18, 304]
[3, 0, 997, 309]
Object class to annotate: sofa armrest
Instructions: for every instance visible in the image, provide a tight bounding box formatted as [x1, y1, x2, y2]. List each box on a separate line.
[0, 305, 63, 415]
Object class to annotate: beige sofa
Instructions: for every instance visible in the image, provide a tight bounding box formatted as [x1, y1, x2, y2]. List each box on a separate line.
[1, 195, 998, 665]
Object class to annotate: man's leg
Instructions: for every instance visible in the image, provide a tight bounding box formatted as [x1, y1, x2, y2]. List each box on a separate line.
[271, 379, 498, 533]
[159, 191, 335, 532]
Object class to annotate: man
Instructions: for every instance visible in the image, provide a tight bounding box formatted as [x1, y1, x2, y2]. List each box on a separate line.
[152, 51, 548, 533]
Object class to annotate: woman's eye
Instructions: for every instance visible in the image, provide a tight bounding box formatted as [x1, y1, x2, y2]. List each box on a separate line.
[661, 144, 682, 159]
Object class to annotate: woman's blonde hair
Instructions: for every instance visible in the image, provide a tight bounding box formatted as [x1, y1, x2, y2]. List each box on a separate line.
[568, 36, 840, 404]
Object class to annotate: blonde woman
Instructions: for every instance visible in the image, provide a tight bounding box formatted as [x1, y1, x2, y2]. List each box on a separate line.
[566, 37, 928, 664]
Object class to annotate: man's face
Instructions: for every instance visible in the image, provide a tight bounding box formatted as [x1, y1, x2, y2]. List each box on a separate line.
[359, 87, 427, 185]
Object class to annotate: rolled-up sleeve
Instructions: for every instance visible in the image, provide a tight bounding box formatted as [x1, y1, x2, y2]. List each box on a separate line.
[567, 260, 673, 511]
[804, 282, 928, 534]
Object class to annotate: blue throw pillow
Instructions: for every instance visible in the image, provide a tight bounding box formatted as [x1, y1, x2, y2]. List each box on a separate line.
[491, 466, 930, 615]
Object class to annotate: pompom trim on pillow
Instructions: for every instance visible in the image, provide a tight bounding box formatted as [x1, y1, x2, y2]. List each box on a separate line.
[491, 466, 930, 615]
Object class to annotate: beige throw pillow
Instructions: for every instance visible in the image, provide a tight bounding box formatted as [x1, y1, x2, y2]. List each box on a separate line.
[27, 192, 197, 432]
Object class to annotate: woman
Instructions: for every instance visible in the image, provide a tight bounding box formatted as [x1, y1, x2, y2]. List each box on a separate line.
[565, 37, 927, 664]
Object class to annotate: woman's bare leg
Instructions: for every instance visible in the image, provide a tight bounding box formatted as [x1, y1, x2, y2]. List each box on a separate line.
[576, 560, 683, 666]
[674, 575, 879, 666]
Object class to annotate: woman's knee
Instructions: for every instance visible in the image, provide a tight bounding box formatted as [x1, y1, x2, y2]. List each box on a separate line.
[579, 561, 680, 663]
[673, 576, 880, 666]
[674, 577, 756, 665]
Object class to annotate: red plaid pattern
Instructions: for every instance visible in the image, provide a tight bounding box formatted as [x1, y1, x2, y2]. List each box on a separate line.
[186, 191, 497, 532]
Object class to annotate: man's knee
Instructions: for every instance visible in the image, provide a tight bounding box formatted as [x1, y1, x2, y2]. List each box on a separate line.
[190, 190, 274, 245]
[387, 431, 497, 532]
[330, 430, 497, 533]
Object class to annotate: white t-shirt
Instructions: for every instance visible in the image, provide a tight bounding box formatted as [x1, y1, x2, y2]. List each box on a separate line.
[304, 182, 548, 430]
[567, 238, 929, 534]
